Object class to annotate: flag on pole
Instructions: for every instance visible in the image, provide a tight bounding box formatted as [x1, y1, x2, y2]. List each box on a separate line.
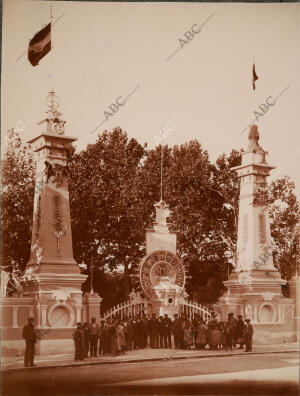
[28, 23, 51, 66]
[252, 63, 258, 90]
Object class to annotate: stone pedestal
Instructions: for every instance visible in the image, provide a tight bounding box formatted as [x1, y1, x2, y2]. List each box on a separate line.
[288, 276, 300, 341]
[219, 270, 295, 343]
[82, 292, 102, 323]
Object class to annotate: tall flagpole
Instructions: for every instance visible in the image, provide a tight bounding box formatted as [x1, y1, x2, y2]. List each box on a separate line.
[50, 1, 53, 49]
[49, 1, 55, 106]
[160, 145, 163, 201]
[90, 248, 94, 295]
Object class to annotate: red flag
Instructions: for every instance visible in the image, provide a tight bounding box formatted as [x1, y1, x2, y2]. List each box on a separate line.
[252, 63, 258, 90]
[28, 23, 51, 66]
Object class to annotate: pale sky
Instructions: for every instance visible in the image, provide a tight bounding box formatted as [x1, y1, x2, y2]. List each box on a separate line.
[2, 1, 300, 195]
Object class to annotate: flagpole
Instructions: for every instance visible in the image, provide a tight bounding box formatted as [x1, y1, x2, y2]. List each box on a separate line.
[160, 145, 163, 201]
[90, 247, 94, 295]
[50, 1, 53, 50]
[49, 1, 54, 94]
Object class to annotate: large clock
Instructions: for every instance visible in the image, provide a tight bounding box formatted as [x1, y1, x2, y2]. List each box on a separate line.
[139, 250, 185, 300]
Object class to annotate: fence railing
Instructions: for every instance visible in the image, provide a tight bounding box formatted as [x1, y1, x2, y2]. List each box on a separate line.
[102, 298, 212, 321]
[102, 300, 147, 320]
[179, 300, 212, 321]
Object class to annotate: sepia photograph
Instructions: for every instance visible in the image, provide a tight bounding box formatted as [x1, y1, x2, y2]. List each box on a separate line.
[1, 0, 299, 395]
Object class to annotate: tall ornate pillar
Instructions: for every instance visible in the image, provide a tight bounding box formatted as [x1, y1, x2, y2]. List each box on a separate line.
[288, 226, 300, 341]
[135, 200, 185, 319]
[23, 91, 87, 355]
[219, 125, 296, 343]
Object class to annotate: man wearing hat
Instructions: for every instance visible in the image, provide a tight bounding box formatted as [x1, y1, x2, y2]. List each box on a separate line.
[172, 314, 183, 349]
[236, 315, 245, 349]
[158, 316, 165, 348]
[73, 322, 84, 361]
[82, 322, 90, 358]
[243, 319, 254, 352]
[22, 317, 37, 367]
[148, 313, 159, 349]
[163, 314, 172, 348]
[228, 312, 237, 347]
[88, 317, 100, 357]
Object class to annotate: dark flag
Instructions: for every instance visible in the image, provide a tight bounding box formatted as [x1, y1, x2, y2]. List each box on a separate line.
[28, 23, 51, 66]
[252, 63, 258, 90]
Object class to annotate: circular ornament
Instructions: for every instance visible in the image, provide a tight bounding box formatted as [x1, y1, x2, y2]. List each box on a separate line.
[139, 250, 185, 300]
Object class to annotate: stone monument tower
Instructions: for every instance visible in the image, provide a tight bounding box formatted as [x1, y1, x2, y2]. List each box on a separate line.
[136, 200, 185, 319]
[219, 125, 296, 343]
[23, 91, 89, 354]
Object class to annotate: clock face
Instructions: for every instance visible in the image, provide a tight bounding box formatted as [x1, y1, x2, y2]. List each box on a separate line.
[139, 250, 185, 300]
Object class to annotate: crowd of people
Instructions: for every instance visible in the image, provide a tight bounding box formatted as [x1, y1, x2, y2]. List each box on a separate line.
[72, 312, 254, 361]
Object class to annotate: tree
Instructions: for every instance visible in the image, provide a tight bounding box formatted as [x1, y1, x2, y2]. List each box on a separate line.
[268, 177, 300, 280]
[68, 127, 148, 299]
[134, 143, 241, 303]
[213, 149, 242, 268]
[2, 126, 299, 308]
[1, 128, 35, 275]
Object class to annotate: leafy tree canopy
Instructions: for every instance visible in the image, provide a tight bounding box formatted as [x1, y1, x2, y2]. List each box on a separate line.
[2, 127, 299, 306]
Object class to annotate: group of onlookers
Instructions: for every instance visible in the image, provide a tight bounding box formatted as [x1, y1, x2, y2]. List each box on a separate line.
[21, 311, 254, 367]
[72, 312, 254, 361]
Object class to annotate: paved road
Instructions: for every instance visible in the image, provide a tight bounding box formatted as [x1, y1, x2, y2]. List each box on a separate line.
[2, 352, 299, 395]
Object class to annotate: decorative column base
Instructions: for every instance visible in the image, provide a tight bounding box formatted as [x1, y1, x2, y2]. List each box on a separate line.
[82, 292, 102, 323]
[219, 270, 297, 344]
[288, 276, 300, 342]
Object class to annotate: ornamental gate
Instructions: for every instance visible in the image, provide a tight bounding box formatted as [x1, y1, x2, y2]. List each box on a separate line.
[102, 202, 212, 322]
[102, 300, 147, 321]
[179, 300, 212, 321]
[102, 293, 212, 321]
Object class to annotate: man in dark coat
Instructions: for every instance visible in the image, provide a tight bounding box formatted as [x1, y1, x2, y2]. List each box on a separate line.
[153, 314, 160, 348]
[125, 318, 134, 351]
[207, 313, 218, 349]
[163, 314, 172, 348]
[132, 318, 140, 349]
[135, 316, 143, 348]
[100, 321, 110, 355]
[236, 315, 245, 349]
[172, 314, 183, 349]
[244, 319, 254, 352]
[148, 313, 159, 348]
[73, 322, 84, 361]
[141, 315, 149, 348]
[82, 322, 90, 358]
[89, 317, 100, 357]
[225, 313, 236, 350]
[229, 312, 238, 347]
[22, 317, 37, 367]
[158, 316, 165, 348]
[98, 321, 105, 355]
[192, 315, 199, 347]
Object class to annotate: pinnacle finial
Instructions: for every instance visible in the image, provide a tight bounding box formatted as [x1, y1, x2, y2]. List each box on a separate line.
[37, 91, 66, 135]
[46, 90, 61, 119]
[247, 124, 265, 154]
[248, 124, 259, 142]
